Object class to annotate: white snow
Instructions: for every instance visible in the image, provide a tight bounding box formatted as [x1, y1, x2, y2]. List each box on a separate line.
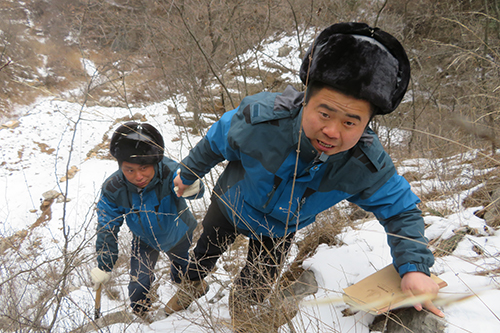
[2, 93, 499, 332]
[1, 29, 499, 333]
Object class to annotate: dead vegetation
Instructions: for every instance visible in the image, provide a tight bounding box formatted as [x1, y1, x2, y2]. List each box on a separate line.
[3, 0, 498, 160]
[431, 226, 478, 258]
[1, 0, 500, 332]
[1, 1, 499, 161]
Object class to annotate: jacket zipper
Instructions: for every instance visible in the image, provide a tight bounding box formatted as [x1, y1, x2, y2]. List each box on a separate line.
[263, 184, 277, 209]
[296, 196, 307, 213]
[137, 191, 147, 234]
[263, 176, 282, 209]
[294, 187, 316, 215]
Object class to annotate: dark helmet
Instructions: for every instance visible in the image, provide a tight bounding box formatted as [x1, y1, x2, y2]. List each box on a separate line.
[109, 122, 164, 165]
[300, 22, 411, 115]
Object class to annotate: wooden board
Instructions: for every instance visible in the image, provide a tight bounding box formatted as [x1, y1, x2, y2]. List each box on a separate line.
[342, 264, 447, 314]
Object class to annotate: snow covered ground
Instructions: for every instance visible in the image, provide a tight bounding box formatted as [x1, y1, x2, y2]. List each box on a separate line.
[1, 30, 499, 333]
[1, 92, 499, 333]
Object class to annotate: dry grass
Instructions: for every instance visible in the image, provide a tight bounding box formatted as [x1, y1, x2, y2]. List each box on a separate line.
[1, 0, 500, 332]
[430, 228, 469, 258]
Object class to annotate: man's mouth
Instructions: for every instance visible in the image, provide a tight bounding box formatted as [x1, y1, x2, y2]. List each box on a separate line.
[318, 140, 334, 148]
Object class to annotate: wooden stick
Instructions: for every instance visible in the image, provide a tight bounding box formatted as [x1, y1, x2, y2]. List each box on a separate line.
[95, 284, 102, 320]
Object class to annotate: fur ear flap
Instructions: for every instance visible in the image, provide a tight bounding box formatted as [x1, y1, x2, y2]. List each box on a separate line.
[300, 22, 410, 115]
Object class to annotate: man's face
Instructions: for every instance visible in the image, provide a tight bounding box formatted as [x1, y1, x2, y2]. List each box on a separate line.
[121, 161, 155, 188]
[302, 87, 372, 156]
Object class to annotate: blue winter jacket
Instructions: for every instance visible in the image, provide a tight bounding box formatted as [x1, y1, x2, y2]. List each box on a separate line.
[179, 86, 434, 276]
[96, 157, 203, 271]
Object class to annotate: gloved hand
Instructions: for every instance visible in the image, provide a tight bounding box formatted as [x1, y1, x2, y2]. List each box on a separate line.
[90, 267, 111, 290]
[174, 178, 201, 198]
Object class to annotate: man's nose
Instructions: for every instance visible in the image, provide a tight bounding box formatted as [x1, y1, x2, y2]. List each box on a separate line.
[323, 122, 340, 139]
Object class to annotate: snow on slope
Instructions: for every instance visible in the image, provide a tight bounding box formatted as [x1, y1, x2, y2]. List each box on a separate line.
[2, 93, 500, 332]
[1, 30, 500, 332]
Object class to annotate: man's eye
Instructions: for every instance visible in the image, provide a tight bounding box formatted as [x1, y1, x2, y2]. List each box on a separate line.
[320, 112, 329, 118]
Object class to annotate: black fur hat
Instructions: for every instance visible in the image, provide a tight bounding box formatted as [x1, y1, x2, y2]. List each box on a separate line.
[110, 122, 164, 165]
[300, 22, 411, 115]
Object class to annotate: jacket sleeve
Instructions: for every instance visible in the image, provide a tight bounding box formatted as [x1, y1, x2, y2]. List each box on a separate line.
[180, 108, 241, 184]
[349, 173, 435, 276]
[379, 208, 434, 276]
[95, 193, 124, 272]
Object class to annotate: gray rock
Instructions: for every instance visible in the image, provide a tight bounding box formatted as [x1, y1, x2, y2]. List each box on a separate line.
[370, 308, 446, 333]
[282, 269, 318, 298]
[278, 45, 293, 57]
[42, 190, 61, 200]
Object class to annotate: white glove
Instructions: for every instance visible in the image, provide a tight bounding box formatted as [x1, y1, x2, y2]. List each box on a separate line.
[90, 267, 111, 290]
[174, 179, 201, 198]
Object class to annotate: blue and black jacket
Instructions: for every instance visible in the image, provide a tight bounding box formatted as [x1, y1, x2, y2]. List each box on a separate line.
[95, 157, 203, 272]
[179, 86, 434, 277]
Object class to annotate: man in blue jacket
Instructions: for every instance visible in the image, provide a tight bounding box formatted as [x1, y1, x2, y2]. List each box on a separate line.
[167, 22, 444, 320]
[90, 122, 205, 317]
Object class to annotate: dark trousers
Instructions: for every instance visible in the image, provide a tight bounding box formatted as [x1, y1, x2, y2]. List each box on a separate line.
[187, 199, 294, 301]
[129, 234, 191, 313]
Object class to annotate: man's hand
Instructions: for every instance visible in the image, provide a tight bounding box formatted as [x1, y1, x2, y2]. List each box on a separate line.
[173, 173, 200, 197]
[90, 267, 111, 291]
[401, 271, 444, 317]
